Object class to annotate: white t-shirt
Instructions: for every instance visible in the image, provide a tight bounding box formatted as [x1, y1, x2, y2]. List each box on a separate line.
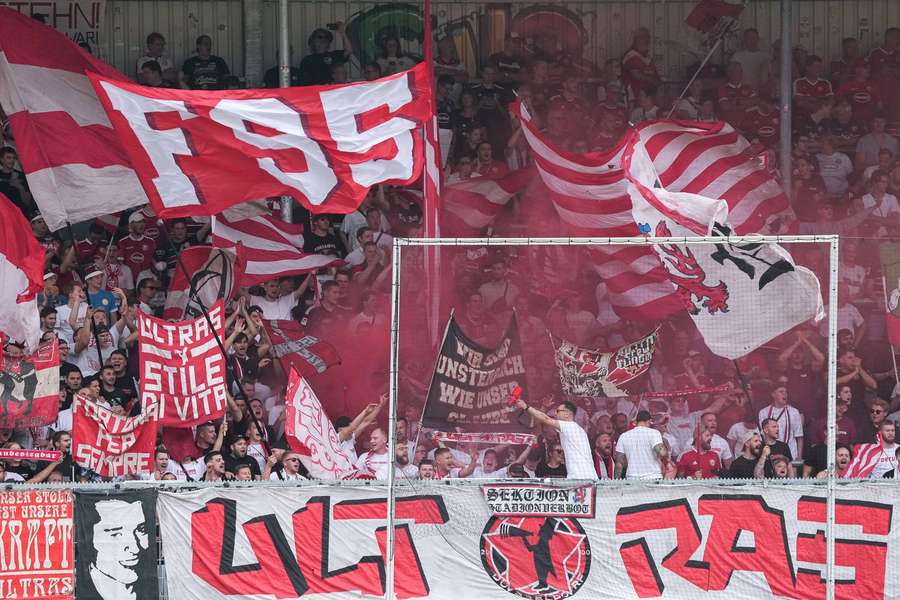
[375, 463, 418, 480]
[270, 471, 306, 481]
[55, 304, 88, 346]
[862, 193, 900, 218]
[558, 420, 597, 479]
[731, 49, 770, 87]
[815, 152, 853, 194]
[248, 293, 299, 320]
[758, 404, 804, 459]
[340, 434, 359, 464]
[818, 303, 864, 337]
[710, 434, 733, 463]
[356, 450, 390, 477]
[616, 425, 664, 480]
[869, 443, 898, 478]
[136, 54, 176, 77]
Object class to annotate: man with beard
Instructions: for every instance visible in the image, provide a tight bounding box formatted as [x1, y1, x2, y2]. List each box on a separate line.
[593, 432, 615, 479]
[223, 434, 261, 480]
[677, 429, 721, 479]
[699, 412, 733, 469]
[757, 383, 804, 461]
[869, 421, 899, 478]
[376, 440, 418, 479]
[761, 418, 793, 461]
[729, 431, 774, 478]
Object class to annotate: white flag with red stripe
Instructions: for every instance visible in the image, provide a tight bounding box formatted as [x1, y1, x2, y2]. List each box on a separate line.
[212, 213, 343, 287]
[0, 193, 44, 351]
[443, 167, 534, 236]
[0, 8, 146, 231]
[844, 439, 885, 479]
[284, 368, 364, 480]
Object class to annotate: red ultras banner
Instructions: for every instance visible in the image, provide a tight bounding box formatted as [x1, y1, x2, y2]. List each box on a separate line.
[88, 63, 432, 219]
[139, 300, 228, 427]
[73, 394, 158, 477]
[0, 489, 74, 599]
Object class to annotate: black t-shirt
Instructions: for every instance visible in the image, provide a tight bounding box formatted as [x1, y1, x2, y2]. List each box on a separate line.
[182, 55, 230, 90]
[223, 453, 261, 478]
[303, 231, 344, 257]
[535, 461, 567, 478]
[764, 440, 793, 461]
[729, 455, 775, 478]
[114, 374, 138, 402]
[100, 385, 130, 408]
[299, 51, 346, 86]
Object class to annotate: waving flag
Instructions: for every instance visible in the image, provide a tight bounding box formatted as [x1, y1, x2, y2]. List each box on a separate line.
[212, 213, 342, 287]
[0, 193, 44, 350]
[264, 319, 341, 378]
[88, 62, 433, 219]
[0, 8, 146, 231]
[879, 243, 900, 344]
[844, 437, 886, 479]
[284, 369, 362, 480]
[443, 167, 534, 236]
[162, 246, 243, 321]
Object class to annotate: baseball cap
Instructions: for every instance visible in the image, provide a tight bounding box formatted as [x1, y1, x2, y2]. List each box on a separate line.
[29, 214, 45, 224]
[742, 430, 760, 445]
[128, 212, 145, 224]
[85, 268, 103, 280]
[43, 272, 57, 281]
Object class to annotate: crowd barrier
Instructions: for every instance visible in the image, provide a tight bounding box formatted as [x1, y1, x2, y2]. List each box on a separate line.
[4, 478, 898, 599]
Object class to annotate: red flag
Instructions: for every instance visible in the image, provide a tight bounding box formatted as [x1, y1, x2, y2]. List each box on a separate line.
[0, 338, 60, 428]
[212, 213, 342, 287]
[0, 192, 44, 350]
[442, 167, 534, 236]
[0, 8, 146, 231]
[87, 63, 433, 220]
[138, 301, 228, 427]
[162, 245, 244, 321]
[844, 435, 885, 478]
[73, 394, 158, 477]
[685, 0, 744, 33]
[264, 319, 341, 378]
[284, 368, 360, 480]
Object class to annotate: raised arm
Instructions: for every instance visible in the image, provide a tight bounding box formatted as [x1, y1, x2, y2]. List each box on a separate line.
[514, 398, 559, 430]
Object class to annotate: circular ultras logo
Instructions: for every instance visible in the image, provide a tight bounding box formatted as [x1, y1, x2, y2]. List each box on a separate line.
[480, 516, 591, 599]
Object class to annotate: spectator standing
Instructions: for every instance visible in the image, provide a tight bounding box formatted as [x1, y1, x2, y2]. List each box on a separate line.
[731, 28, 770, 89]
[758, 384, 804, 461]
[718, 61, 758, 127]
[614, 410, 667, 480]
[136, 33, 177, 85]
[868, 421, 898, 478]
[760, 418, 794, 461]
[515, 399, 597, 479]
[376, 35, 416, 76]
[676, 429, 721, 479]
[118, 212, 157, 280]
[622, 28, 660, 99]
[815, 135, 854, 196]
[855, 116, 899, 171]
[182, 35, 230, 90]
[300, 24, 353, 86]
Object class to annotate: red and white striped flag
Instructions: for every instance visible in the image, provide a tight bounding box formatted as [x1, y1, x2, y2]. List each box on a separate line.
[443, 167, 534, 237]
[844, 437, 886, 479]
[0, 192, 44, 350]
[212, 213, 342, 287]
[0, 8, 146, 231]
[284, 368, 365, 480]
[509, 101, 795, 321]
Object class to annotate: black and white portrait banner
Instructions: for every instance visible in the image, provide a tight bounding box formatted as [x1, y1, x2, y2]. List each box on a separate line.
[74, 488, 158, 600]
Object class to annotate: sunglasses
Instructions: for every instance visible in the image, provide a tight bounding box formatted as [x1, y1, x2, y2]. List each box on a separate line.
[871, 409, 884, 414]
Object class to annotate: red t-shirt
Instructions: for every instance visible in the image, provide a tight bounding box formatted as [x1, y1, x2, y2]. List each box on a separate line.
[476, 160, 509, 178]
[118, 234, 157, 276]
[740, 107, 780, 148]
[793, 77, 834, 99]
[622, 48, 659, 96]
[868, 47, 900, 77]
[75, 239, 101, 262]
[677, 448, 721, 479]
[837, 79, 881, 122]
[717, 83, 757, 125]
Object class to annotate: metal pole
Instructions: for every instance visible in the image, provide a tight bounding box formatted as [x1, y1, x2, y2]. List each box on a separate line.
[779, 0, 793, 192]
[825, 236, 839, 600]
[385, 238, 403, 600]
[278, 0, 293, 224]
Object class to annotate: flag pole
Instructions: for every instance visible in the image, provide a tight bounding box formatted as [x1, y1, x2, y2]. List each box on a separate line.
[156, 221, 269, 452]
[386, 236, 403, 600]
[411, 308, 455, 459]
[880, 274, 900, 386]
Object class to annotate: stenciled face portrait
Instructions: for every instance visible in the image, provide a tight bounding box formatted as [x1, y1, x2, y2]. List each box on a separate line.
[92, 499, 149, 587]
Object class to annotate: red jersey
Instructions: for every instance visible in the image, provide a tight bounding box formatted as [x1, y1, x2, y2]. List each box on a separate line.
[118, 234, 157, 276]
[75, 239, 101, 261]
[740, 106, 780, 148]
[476, 160, 509, 178]
[547, 94, 593, 133]
[677, 448, 721, 479]
[622, 48, 659, 97]
[793, 77, 833, 99]
[837, 79, 881, 122]
[717, 82, 757, 125]
[868, 47, 900, 78]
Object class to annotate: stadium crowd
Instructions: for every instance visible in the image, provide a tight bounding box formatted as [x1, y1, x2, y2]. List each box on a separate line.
[2, 20, 900, 484]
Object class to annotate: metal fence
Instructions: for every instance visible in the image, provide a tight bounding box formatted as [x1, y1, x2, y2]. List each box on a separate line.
[96, 0, 900, 86]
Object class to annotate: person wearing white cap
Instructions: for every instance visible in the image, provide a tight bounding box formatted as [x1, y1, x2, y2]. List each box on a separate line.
[118, 211, 158, 277]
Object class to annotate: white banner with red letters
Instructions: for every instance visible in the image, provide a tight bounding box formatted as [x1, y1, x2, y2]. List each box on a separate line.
[156, 482, 900, 599]
[72, 393, 158, 477]
[139, 300, 228, 427]
[87, 62, 432, 219]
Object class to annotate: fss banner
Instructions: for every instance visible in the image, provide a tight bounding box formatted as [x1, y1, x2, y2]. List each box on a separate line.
[422, 313, 526, 431]
[139, 300, 228, 427]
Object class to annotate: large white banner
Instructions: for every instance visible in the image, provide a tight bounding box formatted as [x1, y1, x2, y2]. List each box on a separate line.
[157, 482, 897, 599]
[0, 1, 105, 47]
